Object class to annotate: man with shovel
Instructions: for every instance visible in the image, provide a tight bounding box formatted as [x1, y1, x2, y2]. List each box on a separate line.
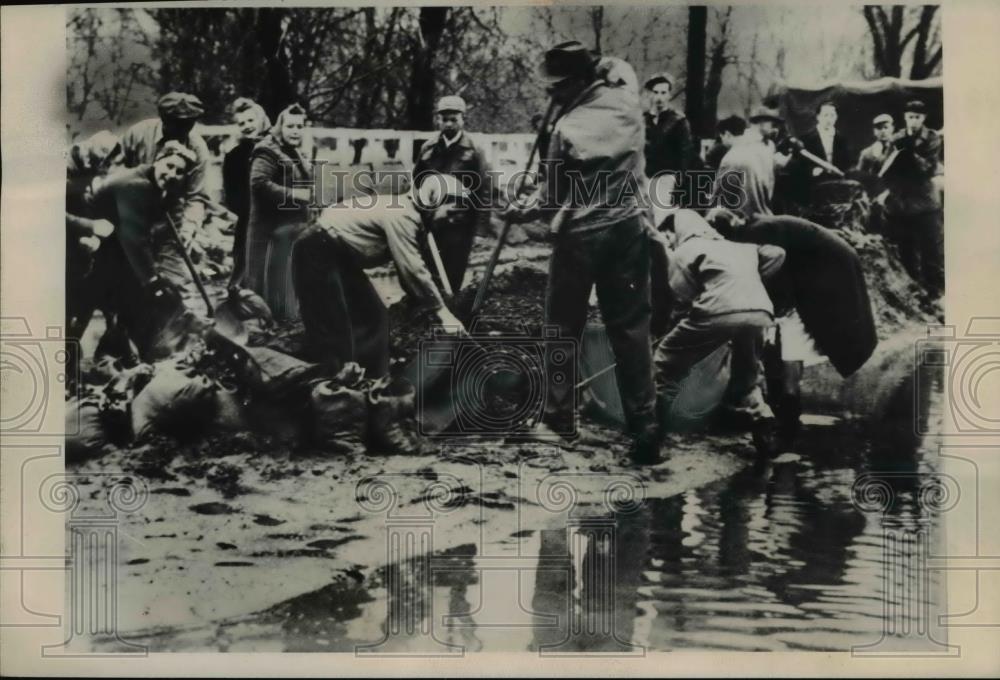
[292, 173, 467, 378]
[502, 41, 661, 465]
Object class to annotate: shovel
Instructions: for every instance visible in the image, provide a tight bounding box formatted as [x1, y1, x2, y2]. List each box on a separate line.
[164, 212, 267, 346]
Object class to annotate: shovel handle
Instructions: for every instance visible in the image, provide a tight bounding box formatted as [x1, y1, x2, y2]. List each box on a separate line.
[164, 211, 215, 316]
[471, 98, 556, 316]
[426, 231, 453, 298]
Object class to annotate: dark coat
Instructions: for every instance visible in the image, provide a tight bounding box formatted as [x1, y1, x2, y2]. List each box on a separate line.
[785, 128, 852, 206]
[222, 138, 256, 230]
[245, 135, 313, 319]
[644, 108, 695, 178]
[736, 215, 877, 377]
[222, 138, 256, 287]
[883, 127, 943, 215]
[800, 128, 852, 173]
[413, 131, 492, 226]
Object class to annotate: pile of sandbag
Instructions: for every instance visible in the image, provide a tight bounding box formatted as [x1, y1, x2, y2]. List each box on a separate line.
[309, 363, 422, 456]
[66, 347, 230, 462]
[66, 330, 425, 461]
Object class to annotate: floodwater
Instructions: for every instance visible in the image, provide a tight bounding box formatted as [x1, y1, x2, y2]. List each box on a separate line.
[172, 367, 948, 655]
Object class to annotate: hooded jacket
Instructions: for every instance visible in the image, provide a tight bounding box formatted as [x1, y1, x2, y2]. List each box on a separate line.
[666, 209, 785, 319]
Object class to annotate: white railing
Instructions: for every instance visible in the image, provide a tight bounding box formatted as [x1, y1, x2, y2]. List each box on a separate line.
[197, 124, 536, 198]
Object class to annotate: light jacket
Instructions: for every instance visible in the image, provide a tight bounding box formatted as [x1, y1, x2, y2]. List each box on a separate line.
[666, 209, 784, 319]
[711, 134, 778, 218]
[539, 58, 647, 235]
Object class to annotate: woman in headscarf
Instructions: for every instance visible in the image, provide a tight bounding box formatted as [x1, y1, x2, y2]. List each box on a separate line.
[245, 103, 313, 321]
[223, 97, 270, 292]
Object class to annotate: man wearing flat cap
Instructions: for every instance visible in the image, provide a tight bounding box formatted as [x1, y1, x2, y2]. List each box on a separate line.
[412, 94, 493, 295]
[643, 71, 696, 204]
[119, 92, 211, 245]
[881, 99, 944, 296]
[502, 40, 661, 465]
[854, 113, 897, 233]
[856, 113, 896, 180]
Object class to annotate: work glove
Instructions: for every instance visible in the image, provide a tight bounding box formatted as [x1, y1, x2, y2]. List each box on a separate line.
[500, 192, 540, 224]
[145, 276, 182, 314]
[777, 136, 804, 155]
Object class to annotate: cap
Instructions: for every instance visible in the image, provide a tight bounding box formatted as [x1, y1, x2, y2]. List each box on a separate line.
[872, 113, 894, 127]
[644, 72, 675, 91]
[903, 99, 927, 115]
[435, 95, 467, 114]
[538, 40, 599, 84]
[748, 105, 783, 124]
[157, 92, 205, 120]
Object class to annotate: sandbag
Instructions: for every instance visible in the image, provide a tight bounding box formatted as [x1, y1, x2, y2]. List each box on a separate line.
[367, 375, 422, 455]
[244, 346, 322, 398]
[310, 378, 368, 455]
[65, 396, 116, 462]
[131, 362, 218, 441]
[100, 362, 155, 445]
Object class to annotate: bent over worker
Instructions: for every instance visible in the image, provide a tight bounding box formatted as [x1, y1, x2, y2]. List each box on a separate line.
[292, 174, 466, 378]
[654, 209, 785, 460]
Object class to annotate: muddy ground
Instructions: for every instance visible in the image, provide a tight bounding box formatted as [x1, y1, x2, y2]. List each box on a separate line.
[68, 219, 938, 649]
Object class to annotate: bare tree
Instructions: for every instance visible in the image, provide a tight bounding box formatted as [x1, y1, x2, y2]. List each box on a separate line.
[703, 7, 735, 135]
[685, 6, 708, 135]
[862, 5, 942, 79]
[66, 9, 153, 132]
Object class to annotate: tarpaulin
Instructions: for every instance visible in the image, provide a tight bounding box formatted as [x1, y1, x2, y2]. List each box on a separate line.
[770, 77, 943, 164]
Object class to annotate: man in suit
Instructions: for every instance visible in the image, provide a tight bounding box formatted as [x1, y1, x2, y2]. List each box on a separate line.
[788, 101, 851, 207]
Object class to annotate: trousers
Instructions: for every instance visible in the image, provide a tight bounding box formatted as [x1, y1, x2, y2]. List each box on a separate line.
[654, 311, 774, 427]
[430, 211, 477, 295]
[887, 210, 944, 297]
[544, 216, 656, 433]
[292, 229, 390, 378]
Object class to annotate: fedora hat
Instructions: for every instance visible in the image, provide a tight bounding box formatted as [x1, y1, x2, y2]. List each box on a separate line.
[748, 105, 783, 124]
[538, 41, 599, 84]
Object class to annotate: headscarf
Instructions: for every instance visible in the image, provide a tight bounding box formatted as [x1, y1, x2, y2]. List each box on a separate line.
[154, 139, 199, 171]
[230, 97, 271, 140]
[269, 104, 309, 148]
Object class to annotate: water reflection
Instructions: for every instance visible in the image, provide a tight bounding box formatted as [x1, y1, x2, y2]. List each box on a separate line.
[227, 374, 948, 653]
